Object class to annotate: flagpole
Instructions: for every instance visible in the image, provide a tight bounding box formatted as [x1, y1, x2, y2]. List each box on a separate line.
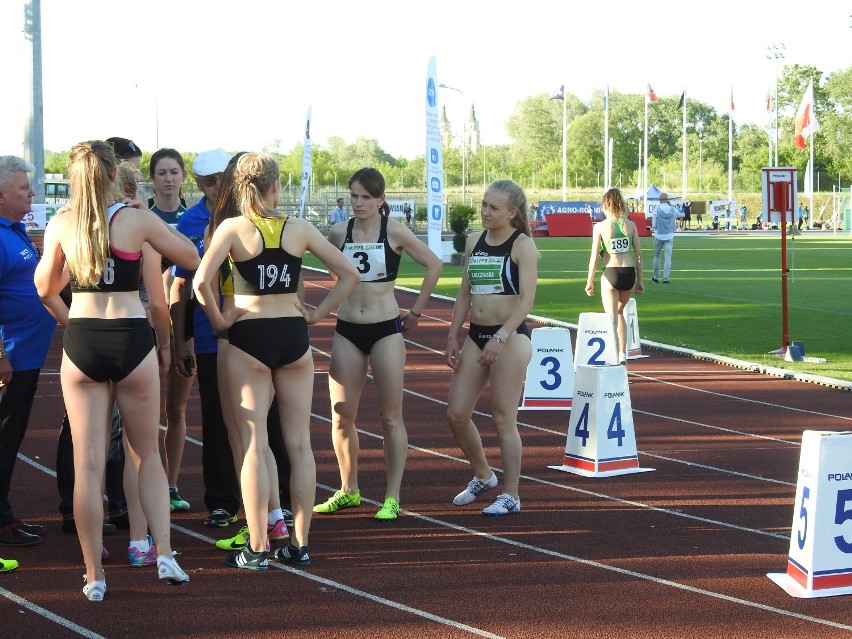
[728, 90, 733, 205]
[767, 90, 773, 168]
[604, 82, 609, 191]
[562, 82, 567, 201]
[681, 88, 687, 200]
[809, 121, 815, 223]
[643, 90, 649, 209]
[809, 78, 815, 222]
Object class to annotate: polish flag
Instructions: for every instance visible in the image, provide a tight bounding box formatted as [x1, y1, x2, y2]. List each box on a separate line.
[793, 80, 820, 149]
[730, 87, 735, 113]
[765, 90, 771, 115]
[646, 84, 658, 102]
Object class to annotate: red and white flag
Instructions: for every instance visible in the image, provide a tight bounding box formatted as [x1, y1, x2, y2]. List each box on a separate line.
[793, 80, 820, 149]
[765, 90, 771, 115]
[646, 83, 658, 102]
[729, 87, 735, 113]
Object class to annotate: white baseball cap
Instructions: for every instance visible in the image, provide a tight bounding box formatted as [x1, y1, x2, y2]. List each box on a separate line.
[193, 148, 231, 176]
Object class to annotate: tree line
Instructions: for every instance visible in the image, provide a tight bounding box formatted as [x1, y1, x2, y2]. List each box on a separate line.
[44, 64, 850, 197]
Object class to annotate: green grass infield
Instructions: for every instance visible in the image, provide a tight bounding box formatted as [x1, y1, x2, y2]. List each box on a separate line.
[305, 231, 852, 383]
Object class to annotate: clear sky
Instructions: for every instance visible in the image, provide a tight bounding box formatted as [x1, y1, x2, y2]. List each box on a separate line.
[1, 0, 849, 162]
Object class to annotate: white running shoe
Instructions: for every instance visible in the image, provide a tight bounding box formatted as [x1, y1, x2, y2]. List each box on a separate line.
[157, 555, 189, 585]
[82, 575, 106, 601]
[482, 493, 521, 516]
[453, 471, 498, 505]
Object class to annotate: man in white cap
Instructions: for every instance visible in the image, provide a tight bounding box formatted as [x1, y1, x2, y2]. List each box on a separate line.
[651, 193, 677, 284]
[170, 149, 241, 528]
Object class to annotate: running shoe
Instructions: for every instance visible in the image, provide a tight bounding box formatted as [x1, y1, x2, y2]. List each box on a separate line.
[0, 557, 18, 573]
[482, 493, 521, 516]
[313, 489, 361, 513]
[157, 555, 189, 585]
[452, 472, 498, 506]
[128, 536, 157, 567]
[225, 547, 269, 571]
[374, 497, 400, 521]
[204, 509, 237, 527]
[82, 575, 106, 602]
[273, 543, 311, 567]
[216, 526, 249, 551]
[267, 519, 289, 542]
[169, 488, 190, 512]
[215, 526, 270, 551]
[280, 508, 294, 527]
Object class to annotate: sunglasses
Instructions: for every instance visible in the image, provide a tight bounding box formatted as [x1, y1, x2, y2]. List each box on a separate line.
[198, 173, 222, 188]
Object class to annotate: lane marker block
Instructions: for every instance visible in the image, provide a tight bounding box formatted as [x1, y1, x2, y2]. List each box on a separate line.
[575, 313, 618, 370]
[768, 430, 852, 598]
[549, 365, 654, 477]
[625, 298, 649, 360]
[520, 327, 574, 410]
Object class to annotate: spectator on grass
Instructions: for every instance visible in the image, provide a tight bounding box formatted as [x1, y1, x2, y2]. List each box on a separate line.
[446, 179, 537, 517]
[585, 188, 644, 364]
[651, 193, 677, 284]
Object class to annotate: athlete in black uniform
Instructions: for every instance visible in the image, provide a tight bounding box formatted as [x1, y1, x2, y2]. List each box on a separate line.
[194, 152, 359, 571]
[315, 168, 441, 521]
[446, 179, 538, 517]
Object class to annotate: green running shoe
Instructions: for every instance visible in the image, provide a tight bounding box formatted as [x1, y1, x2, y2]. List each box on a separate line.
[313, 489, 361, 514]
[0, 557, 19, 573]
[374, 497, 400, 521]
[216, 526, 250, 551]
[169, 487, 190, 512]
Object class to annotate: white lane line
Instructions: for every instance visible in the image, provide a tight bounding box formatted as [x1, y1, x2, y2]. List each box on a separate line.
[0, 587, 108, 639]
[629, 373, 852, 422]
[172, 523, 508, 639]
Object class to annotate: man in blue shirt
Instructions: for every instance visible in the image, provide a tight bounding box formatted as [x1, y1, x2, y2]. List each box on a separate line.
[171, 149, 241, 528]
[0, 156, 62, 559]
[330, 198, 348, 225]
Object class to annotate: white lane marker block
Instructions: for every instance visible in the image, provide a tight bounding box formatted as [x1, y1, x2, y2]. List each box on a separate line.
[768, 430, 852, 598]
[549, 365, 654, 477]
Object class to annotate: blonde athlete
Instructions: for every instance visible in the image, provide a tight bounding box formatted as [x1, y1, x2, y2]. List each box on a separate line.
[194, 153, 358, 570]
[35, 140, 198, 600]
[446, 180, 537, 516]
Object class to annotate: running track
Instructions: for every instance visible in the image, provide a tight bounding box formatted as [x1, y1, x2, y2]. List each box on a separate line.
[2, 267, 852, 639]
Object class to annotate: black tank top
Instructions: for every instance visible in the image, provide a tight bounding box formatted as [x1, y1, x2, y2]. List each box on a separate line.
[232, 216, 302, 295]
[340, 216, 401, 283]
[467, 229, 522, 295]
[70, 204, 142, 293]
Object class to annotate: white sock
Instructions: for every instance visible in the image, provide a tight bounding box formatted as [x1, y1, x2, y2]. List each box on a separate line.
[130, 538, 150, 553]
[268, 509, 283, 525]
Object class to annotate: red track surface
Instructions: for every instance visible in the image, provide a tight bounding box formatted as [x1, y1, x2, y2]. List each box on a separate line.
[2, 268, 852, 638]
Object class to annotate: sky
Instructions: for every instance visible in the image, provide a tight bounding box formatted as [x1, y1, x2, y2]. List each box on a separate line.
[1, 0, 849, 163]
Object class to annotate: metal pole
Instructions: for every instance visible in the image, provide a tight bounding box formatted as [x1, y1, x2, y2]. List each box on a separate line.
[438, 84, 465, 205]
[767, 44, 785, 168]
[23, 0, 44, 201]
